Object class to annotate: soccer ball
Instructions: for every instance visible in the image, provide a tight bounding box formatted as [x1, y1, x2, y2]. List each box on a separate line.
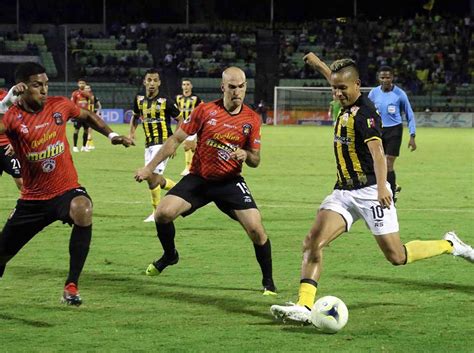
[311, 296, 349, 334]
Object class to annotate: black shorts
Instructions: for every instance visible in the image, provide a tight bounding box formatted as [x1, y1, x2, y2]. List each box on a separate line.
[382, 124, 403, 157]
[0, 187, 92, 256]
[0, 145, 21, 178]
[73, 119, 90, 130]
[167, 174, 258, 220]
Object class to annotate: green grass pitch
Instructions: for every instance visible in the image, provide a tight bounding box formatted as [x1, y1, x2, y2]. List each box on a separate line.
[0, 124, 472, 352]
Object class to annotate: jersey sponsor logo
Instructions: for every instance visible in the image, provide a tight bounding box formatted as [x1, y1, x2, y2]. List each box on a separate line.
[334, 135, 352, 145]
[207, 118, 217, 126]
[213, 132, 239, 142]
[206, 138, 237, 153]
[34, 122, 50, 130]
[41, 158, 56, 173]
[53, 112, 64, 125]
[20, 124, 29, 134]
[31, 131, 57, 148]
[350, 106, 360, 115]
[26, 141, 65, 162]
[242, 124, 252, 136]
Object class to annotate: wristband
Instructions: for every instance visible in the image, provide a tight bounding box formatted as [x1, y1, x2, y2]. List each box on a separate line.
[108, 132, 119, 140]
[410, 133, 416, 138]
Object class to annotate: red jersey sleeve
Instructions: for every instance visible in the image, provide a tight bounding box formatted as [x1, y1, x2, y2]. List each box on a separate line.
[247, 113, 261, 151]
[63, 97, 81, 121]
[180, 102, 204, 136]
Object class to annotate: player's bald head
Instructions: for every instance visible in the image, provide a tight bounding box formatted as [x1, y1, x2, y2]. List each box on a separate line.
[222, 67, 246, 84]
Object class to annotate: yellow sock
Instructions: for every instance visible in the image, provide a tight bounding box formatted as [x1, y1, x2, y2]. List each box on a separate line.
[405, 240, 453, 264]
[185, 150, 194, 169]
[296, 282, 317, 308]
[150, 185, 161, 209]
[164, 178, 176, 191]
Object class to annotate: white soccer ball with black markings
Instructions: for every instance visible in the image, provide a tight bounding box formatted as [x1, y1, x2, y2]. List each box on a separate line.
[311, 296, 348, 334]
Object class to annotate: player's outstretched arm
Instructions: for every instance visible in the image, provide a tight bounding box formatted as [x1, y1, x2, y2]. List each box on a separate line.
[135, 128, 188, 182]
[77, 108, 134, 147]
[128, 114, 140, 143]
[303, 52, 332, 84]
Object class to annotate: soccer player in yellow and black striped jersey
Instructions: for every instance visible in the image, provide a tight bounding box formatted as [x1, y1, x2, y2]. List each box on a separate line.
[271, 55, 473, 324]
[129, 69, 181, 222]
[176, 79, 202, 176]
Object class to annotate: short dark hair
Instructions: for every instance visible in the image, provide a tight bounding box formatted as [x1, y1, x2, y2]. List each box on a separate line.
[144, 68, 160, 77]
[181, 78, 192, 83]
[378, 66, 393, 73]
[329, 58, 359, 76]
[77, 78, 86, 82]
[14, 62, 46, 83]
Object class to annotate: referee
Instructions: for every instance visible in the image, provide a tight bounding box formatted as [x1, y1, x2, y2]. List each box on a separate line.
[368, 66, 417, 202]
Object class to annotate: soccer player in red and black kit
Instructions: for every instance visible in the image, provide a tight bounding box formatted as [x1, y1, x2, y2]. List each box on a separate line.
[135, 67, 277, 295]
[71, 78, 91, 152]
[0, 86, 24, 190]
[0, 63, 134, 306]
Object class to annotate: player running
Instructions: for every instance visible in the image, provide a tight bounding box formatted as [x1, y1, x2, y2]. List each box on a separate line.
[135, 67, 277, 295]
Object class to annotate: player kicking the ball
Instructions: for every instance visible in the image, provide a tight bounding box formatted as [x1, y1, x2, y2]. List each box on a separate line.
[270, 54, 474, 324]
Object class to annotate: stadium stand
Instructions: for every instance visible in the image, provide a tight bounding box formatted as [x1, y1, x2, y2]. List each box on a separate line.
[0, 15, 471, 112]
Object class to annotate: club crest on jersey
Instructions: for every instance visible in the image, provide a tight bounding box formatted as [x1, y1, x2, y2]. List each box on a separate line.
[16, 113, 23, 120]
[20, 124, 29, 134]
[242, 124, 252, 136]
[340, 113, 349, 127]
[41, 158, 56, 173]
[53, 112, 64, 125]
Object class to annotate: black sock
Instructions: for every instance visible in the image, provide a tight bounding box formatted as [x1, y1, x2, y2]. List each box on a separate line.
[66, 225, 92, 286]
[253, 239, 274, 288]
[0, 264, 5, 278]
[155, 222, 176, 258]
[387, 171, 396, 196]
[73, 132, 78, 147]
[82, 132, 88, 147]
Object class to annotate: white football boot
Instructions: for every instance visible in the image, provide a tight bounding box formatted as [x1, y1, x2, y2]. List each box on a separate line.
[443, 231, 474, 263]
[270, 302, 311, 324]
[143, 213, 155, 223]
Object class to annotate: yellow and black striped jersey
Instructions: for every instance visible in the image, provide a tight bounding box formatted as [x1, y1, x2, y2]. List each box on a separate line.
[133, 94, 181, 147]
[176, 94, 202, 122]
[87, 95, 100, 113]
[333, 94, 383, 190]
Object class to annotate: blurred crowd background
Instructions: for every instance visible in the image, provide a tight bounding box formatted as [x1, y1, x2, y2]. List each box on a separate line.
[0, 0, 472, 112]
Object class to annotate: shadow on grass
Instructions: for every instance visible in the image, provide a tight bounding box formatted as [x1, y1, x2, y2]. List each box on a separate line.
[342, 274, 474, 294]
[0, 313, 54, 328]
[4, 265, 276, 322]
